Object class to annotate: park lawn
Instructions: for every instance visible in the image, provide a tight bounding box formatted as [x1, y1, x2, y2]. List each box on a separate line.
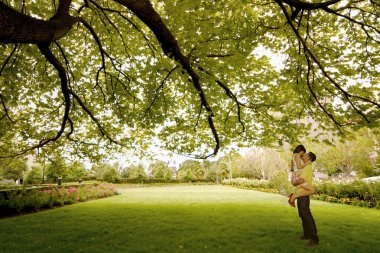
[0, 185, 379, 253]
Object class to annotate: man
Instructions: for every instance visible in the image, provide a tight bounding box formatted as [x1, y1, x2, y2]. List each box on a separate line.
[293, 152, 319, 246]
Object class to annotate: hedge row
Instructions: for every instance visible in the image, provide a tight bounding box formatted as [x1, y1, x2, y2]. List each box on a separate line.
[117, 178, 215, 184]
[222, 178, 380, 209]
[314, 180, 380, 208]
[222, 178, 272, 190]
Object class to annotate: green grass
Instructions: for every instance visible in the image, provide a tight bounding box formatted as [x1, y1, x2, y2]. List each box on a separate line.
[0, 185, 379, 253]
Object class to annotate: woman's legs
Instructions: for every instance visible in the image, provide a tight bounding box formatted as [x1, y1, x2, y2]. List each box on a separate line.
[290, 183, 315, 202]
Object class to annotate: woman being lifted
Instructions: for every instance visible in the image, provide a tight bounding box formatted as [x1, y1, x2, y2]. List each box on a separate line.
[288, 145, 315, 207]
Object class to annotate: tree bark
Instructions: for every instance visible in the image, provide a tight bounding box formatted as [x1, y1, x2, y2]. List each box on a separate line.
[0, 1, 78, 44]
[114, 0, 180, 59]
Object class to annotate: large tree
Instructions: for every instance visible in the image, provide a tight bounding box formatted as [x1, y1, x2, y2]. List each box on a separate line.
[0, 0, 379, 159]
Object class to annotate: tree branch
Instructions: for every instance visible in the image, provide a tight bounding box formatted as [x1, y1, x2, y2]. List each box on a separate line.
[0, 93, 15, 123]
[282, 0, 341, 10]
[144, 66, 178, 118]
[0, 44, 18, 75]
[115, 0, 220, 157]
[37, 43, 71, 143]
[305, 56, 343, 129]
[0, 43, 71, 158]
[69, 90, 121, 145]
[276, 0, 379, 124]
[196, 65, 246, 133]
[0, 1, 80, 44]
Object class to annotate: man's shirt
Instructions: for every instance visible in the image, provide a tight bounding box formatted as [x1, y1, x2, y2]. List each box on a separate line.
[296, 164, 313, 194]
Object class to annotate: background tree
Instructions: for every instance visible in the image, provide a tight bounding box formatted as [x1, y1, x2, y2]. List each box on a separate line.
[311, 128, 380, 177]
[45, 156, 67, 182]
[66, 161, 88, 181]
[148, 160, 173, 180]
[25, 165, 44, 184]
[103, 167, 120, 183]
[203, 160, 219, 182]
[215, 157, 232, 181]
[0, 156, 28, 182]
[120, 166, 130, 179]
[124, 164, 147, 181]
[177, 160, 203, 181]
[91, 162, 120, 181]
[215, 151, 241, 180]
[0, 0, 379, 161]
[232, 147, 287, 180]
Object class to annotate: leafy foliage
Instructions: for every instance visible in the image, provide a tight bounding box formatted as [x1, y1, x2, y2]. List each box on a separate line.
[0, 157, 28, 181]
[91, 162, 120, 181]
[314, 180, 380, 208]
[0, 0, 379, 160]
[122, 163, 147, 181]
[222, 177, 380, 208]
[148, 160, 173, 180]
[177, 159, 204, 181]
[305, 127, 380, 177]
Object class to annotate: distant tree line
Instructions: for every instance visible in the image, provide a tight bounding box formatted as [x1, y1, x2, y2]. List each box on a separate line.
[1, 128, 379, 185]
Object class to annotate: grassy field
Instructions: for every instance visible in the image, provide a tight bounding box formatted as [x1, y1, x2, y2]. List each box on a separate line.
[0, 185, 379, 253]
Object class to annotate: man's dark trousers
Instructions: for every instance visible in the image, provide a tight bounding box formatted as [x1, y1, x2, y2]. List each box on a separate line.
[297, 196, 319, 242]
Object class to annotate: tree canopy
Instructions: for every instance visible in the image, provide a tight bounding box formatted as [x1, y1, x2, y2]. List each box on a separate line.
[0, 0, 379, 160]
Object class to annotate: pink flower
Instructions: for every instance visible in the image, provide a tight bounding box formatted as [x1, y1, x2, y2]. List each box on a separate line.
[67, 187, 78, 194]
[41, 189, 53, 194]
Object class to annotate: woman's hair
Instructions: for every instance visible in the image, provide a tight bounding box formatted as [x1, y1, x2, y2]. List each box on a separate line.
[293, 144, 306, 154]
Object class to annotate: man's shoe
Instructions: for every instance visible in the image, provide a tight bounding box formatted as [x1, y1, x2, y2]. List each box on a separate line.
[307, 240, 319, 246]
[299, 235, 309, 240]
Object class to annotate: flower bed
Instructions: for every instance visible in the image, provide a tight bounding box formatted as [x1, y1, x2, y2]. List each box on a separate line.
[0, 183, 119, 217]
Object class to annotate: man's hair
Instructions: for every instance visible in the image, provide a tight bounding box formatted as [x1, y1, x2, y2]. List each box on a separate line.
[293, 144, 306, 154]
[309, 152, 317, 162]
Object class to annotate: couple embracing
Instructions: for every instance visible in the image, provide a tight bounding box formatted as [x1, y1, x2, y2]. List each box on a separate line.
[288, 144, 319, 246]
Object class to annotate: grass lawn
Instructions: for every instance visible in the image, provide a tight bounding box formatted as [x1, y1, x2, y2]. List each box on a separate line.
[0, 185, 379, 253]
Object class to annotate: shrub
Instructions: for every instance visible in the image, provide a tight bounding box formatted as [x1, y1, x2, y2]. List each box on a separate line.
[103, 169, 120, 183]
[224, 176, 380, 209]
[268, 170, 293, 195]
[0, 183, 118, 217]
[25, 166, 43, 185]
[222, 178, 272, 191]
[314, 180, 380, 208]
[0, 180, 21, 191]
